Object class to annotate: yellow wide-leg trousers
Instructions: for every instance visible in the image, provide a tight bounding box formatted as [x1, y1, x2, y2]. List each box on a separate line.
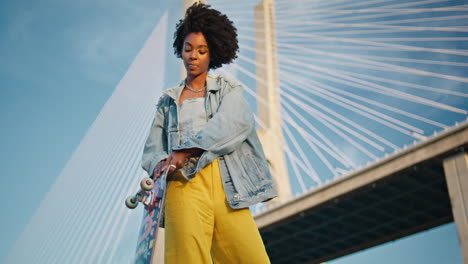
[164, 159, 271, 264]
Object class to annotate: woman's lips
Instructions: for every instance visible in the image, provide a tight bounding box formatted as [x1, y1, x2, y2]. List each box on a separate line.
[188, 64, 198, 70]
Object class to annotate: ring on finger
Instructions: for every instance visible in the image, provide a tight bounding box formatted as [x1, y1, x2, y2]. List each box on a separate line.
[169, 164, 177, 169]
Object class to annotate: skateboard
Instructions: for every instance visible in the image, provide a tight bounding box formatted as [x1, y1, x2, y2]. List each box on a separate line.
[126, 169, 169, 264]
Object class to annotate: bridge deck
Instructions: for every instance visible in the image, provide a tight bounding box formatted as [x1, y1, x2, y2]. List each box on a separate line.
[255, 122, 468, 264]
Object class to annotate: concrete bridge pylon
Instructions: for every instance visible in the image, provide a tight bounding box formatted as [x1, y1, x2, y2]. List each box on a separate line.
[254, 0, 292, 207]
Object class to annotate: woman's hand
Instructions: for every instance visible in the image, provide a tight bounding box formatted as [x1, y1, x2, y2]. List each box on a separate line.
[153, 148, 204, 180]
[154, 151, 192, 179]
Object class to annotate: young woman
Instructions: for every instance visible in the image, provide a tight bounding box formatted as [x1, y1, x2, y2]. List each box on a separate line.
[141, 3, 277, 263]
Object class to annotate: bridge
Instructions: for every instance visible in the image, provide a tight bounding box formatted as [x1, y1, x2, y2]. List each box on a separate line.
[256, 122, 467, 263]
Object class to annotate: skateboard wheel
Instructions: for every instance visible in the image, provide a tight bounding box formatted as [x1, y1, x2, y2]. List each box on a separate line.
[125, 195, 138, 209]
[140, 177, 154, 191]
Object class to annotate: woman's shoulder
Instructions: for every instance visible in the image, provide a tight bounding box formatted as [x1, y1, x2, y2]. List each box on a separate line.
[156, 81, 185, 107]
[156, 94, 171, 105]
[155, 88, 176, 109]
[208, 73, 243, 90]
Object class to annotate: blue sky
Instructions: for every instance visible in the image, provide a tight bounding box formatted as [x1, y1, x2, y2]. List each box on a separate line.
[0, 0, 171, 261]
[0, 0, 465, 263]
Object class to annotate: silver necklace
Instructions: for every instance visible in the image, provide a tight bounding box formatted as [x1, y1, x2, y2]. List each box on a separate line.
[185, 81, 206, 93]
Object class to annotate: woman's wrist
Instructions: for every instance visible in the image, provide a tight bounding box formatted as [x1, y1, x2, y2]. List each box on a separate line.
[175, 148, 204, 158]
[175, 150, 193, 160]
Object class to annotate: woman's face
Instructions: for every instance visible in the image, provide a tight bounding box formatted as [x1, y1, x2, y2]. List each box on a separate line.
[182, 32, 210, 78]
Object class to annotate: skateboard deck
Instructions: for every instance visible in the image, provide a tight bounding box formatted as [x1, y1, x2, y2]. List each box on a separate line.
[126, 170, 169, 264]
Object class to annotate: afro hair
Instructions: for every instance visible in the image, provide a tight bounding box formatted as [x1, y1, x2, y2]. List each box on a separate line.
[173, 2, 239, 70]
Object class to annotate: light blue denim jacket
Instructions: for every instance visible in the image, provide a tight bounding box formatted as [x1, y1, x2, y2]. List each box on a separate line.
[141, 74, 277, 210]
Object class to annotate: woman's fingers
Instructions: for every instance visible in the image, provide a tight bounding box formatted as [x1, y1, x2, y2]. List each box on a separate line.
[167, 163, 178, 175]
[155, 151, 190, 178]
[172, 151, 191, 168]
[168, 153, 181, 175]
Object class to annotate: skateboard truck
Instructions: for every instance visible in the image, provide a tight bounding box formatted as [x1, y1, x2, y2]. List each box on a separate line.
[125, 168, 169, 210]
[125, 178, 155, 210]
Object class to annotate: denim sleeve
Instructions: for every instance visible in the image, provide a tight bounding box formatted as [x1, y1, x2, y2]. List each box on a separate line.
[141, 103, 168, 177]
[172, 83, 255, 155]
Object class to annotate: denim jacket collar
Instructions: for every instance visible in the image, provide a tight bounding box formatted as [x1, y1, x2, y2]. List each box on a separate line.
[163, 74, 221, 101]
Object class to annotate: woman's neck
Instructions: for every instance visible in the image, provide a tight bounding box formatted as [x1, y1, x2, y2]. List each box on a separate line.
[186, 72, 208, 90]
